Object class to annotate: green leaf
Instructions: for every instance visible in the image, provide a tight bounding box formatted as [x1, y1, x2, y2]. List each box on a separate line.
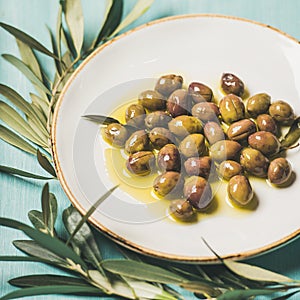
[0, 165, 53, 180]
[272, 290, 300, 300]
[48, 26, 62, 77]
[29, 103, 48, 130]
[41, 183, 50, 229]
[48, 193, 58, 234]
[2, 54, 51, 96]
[216, 288, 279, 300]
[180, 281, 222, 297]
[0, 125, 37, 155]
[101, 260, 186, 284]
[30, 93, 49, 117]
[0, 285, 102, 300]
[0, 256, 47, 263]
[93, 0, 123, 46]
[0, 22, 58, 59]
[223, 260, 294, 283]
[28, 210, 48, 232]
[56, 4, 63, 61]
[37, 149, 57, 177]
[64, 0, 84, 56]
[281, 116, 300, 148]
[66, 185, 119, 245]
[110, 0, 154, 37]
[82, 114, 121, 125]
[0, 218, 88, 270]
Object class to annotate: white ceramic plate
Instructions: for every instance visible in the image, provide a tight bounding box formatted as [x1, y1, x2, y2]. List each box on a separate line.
[52, 15, 300, 262]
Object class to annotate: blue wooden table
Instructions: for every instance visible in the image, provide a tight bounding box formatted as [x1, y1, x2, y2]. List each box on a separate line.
[1, 1, 300, 299]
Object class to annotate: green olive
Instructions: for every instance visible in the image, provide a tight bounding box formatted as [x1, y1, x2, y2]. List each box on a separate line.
[169, 199, 195, 222]
[125, 103, 146, 128]
[149, 127, 175, 149]
[157, 144, 181, 172]
[125, 130, 149, 154]
[210, 140, 242, 162]
[138, 90, 166, 111]
[256, 114, 277, 135]
[103, 123, 128, 147]
[246, 93, 271, 117]
[188, 82, 213, 103]
[219, 94, 245, 124]
[218, 160, 243, 180]
[240, 147, 269, 177]
[144, 111, 172, 130]
[179, 134, 206, 158]
[126, 151, 155, 176]
[168, 115, 202, 138]
[204, 121, 225, 145]
[184, 156, 214, 179]
[167, 89, 191, 117]
[155, 74, 183, 96]
[153, 171, 183, 197]
[248, 131, 280, 156]
[227, 119, 256, 141]
[184, 176, 213, 210]
[191, 102, 220, 122]
[268, 157, 292, 185]
[227, 175, 253, 206]
[269, 100, 294, 124]
[221, 73, 245, 96]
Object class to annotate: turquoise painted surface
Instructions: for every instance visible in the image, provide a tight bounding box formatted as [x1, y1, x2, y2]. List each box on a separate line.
[1, 0, 300, 299]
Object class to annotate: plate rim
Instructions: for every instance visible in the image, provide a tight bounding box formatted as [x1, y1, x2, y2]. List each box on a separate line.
[51, 13, 300, 263]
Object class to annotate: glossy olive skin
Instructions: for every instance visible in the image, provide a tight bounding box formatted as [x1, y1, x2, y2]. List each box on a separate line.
[125, 103, 146, 128]
[204, 121, 225, 145]
[246, 93, 271, 117]
[144, 111, 172, 130]
[210, 140, 242, 162]
[138, 90, 166, 111]
[256, 114, 277, 135]
[248, 131, 280, 156]
[169, 199, 195, 221]
[269, 100, 294, 124]
[104, 123, 128, 147]
[153, 171, 183, 197]
[155, 74, 183, 96]
[157, 144, 181, 172]
[227, 175, 253, 206]
[219, 94, 245, 124]
[179, 134, 206, 158]
[184, 156, 214, 179]
[240, 148, 269, 177]
[126, 151, 155, 176]
[227, 119, 256, 141]
[125, 130, 149, 154]
[167, 89, 191, 117]
[192, 102, 220, 123]
[149, 127, 175, 149]
[218, 160, 243, 180]
[168, 115, 202, 138]
[188, 82, 213, 103]
[268, 157, 292, 185]
[221, 73, 245, 96]
[184, 176, 213, 210]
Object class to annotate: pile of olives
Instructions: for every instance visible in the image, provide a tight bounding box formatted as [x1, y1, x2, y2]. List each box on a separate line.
[103, 73, 298, 222]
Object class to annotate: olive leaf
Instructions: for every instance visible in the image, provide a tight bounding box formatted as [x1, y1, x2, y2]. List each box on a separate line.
[81, 114, 121, 125]
[37, 150, 57, 178]
[281, 117, 300, 148]
[0, 255, 48, 263]
[0, 165, 53, 180]
[180, 281, 222, 298]
[28, 210, 48, 232]
[55, 4, 63, 62]
[30, 93, 49, 117]
[47, 26, 63, 77]
[216, 288, 281, 300]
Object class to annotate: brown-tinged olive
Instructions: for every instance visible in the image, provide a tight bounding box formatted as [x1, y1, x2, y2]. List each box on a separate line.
[138, 90, 166, 111]
[219, 94, 245, 124]
[268, 157, 292, 185]
[184, 156, 214, 179]
[125, 130, 149, 154]
[221, 73, 245, 96]
[168, 115, 202, 138]
[188, 82, 213, 103]
[210, 140, 242, 162]
[192, 102, 220, 122]
[227, 175, 253, 206]
[184, 176, 213, 210]
[204, 121, 225, 145]
[153, 171, 183, 197]
[227, 119, 256, 141]
[125, 103, 146, 127]
[126, 151, 155, 176]
[246, 93, 271, 117]
[104, 123, 128, 147]
[218, 160, 243, 180]
[144, 111, 172, 130]
[269, 100, 294, 124]
[166, 89, 191, 117]
[157, 144, 181, 172]
[155, 74, 183, 96]
[240, 148, 269, 177]
[248, 131, 280, 156]
[256, 114, 277, 135]
[179, 134, 206, 158]
[149, 127, 175, 149]
[169, 199, 195, 222]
